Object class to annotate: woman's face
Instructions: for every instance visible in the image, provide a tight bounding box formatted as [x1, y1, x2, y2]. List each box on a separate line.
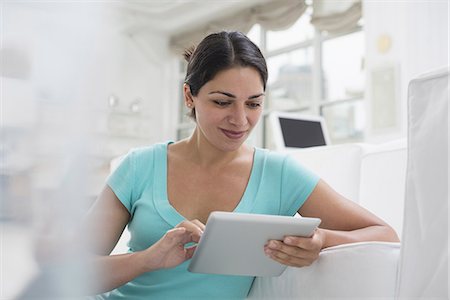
[185, 67, 265, 152]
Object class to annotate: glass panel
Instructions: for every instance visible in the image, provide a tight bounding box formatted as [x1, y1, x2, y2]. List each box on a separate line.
[321, 100, 365, 144]
[266, 10, 314, 52]
[179, 59, 187, 75]
[322, 31, 365, 101]
[267, 47, 313, 111]
[247, 24, 261, 47]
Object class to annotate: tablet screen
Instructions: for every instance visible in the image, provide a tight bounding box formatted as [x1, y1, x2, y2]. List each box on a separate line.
[188, 211, 321, 277]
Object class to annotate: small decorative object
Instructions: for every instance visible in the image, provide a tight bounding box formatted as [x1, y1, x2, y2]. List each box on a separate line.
[129, 98, 142, 113]
[377, 34, 392, 54]
[108, 95, 119, 108]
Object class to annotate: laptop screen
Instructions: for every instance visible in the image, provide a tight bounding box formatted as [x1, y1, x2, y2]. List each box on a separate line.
[279, 117, 328, 148]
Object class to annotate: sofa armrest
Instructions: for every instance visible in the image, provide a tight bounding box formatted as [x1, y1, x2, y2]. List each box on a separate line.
[247, 242, 400, 299]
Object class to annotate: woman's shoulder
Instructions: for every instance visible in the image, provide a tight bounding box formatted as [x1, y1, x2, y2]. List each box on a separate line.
[256, 147, 312, 174]
[120, 141, 172, 170]
[255, 147, 290, 163]
[129, 141, 172, 157]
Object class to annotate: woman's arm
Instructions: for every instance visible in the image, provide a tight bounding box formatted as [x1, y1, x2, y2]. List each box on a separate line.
[264, 179, 399, 267]
[80, 185, 144, 293]
[80, 186, 203, 294]
[300, 179, 399, 247]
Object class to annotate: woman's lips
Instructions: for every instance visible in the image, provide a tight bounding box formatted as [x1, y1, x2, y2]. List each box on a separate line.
[220, 128, 247, 140]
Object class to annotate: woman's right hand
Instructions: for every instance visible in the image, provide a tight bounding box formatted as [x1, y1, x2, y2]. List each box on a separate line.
[141, 219, 205, 271]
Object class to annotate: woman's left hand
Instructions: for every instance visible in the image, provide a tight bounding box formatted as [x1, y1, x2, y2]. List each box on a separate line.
[264, 228, 325, 267]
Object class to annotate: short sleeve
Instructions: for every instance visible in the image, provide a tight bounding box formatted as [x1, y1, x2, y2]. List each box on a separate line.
[106, 151, 135, 213]
[280, 155, 320, 216]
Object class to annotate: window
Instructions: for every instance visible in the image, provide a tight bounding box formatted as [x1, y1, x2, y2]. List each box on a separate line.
[322, 31, 365, 101]
[266, 14, 314, 52]
[267, 47, 314, 111]
[175, 13, 365, 147]
[261, 15, 365, 148]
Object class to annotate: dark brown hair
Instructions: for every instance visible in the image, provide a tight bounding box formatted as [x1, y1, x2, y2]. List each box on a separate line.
[184, 31, 268, 119]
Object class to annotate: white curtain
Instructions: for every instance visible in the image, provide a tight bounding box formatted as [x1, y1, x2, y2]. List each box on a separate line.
[310, 0, 362, 34]
[170, 0, 363, 52]
[169, 0, 307, 52]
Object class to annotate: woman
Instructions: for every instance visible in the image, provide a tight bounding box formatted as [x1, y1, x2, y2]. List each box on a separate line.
[85, 31, 399, 299]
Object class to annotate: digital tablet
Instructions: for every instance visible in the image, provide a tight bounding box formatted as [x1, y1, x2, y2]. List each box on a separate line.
[188, 211, 321, 277]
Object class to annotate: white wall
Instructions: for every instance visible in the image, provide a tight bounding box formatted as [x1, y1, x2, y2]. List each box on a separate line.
[363, 0, 449, 143]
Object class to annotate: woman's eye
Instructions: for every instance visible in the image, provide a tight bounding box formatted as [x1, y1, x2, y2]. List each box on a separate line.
[248, 102, 261, 108]
[214, 100, 230, 106]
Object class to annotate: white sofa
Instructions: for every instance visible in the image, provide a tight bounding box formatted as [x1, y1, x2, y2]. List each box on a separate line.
[248, 140, 406, 299]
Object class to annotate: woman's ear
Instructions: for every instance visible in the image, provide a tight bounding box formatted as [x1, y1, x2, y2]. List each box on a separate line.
[183, 83, 194, 108]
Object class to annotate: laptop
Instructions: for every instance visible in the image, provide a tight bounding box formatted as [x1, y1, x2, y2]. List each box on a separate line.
[269, 111, 331, 151]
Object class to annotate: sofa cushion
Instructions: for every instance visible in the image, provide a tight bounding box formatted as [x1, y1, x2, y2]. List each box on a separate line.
[288, 144, 363, 203]
[358, 139, 407, 236]
[247, 242, 400, 299]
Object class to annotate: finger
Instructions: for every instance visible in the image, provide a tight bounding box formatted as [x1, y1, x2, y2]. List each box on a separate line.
[283, 235, 321, 252]
[190, 219, 206, 232]
[176, 220, 203, 234]
[265, 248, 313, 267]
[179, 231, 200, 245]
[163, 227, 188, 247]
[266, 240, 315, 260]
[176, 220, 203, 242]
[264, 244, 317, 267]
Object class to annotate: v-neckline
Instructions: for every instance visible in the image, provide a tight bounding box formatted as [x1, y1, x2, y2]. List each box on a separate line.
[153, 141, 262, 227]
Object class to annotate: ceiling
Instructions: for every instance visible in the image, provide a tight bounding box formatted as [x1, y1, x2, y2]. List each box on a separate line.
[116, 0, 272, 35]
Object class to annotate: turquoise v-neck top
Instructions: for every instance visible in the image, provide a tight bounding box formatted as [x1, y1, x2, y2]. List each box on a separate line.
[96, 141, 319, 300]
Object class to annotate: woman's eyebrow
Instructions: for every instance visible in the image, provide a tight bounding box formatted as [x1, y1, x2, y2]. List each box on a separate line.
[208, 91, 236, 98]
[208, 91, 265, 99]
[248, 93, 265, 99]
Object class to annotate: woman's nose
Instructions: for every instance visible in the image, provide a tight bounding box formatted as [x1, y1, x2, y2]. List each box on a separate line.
[228, 105, 247, 127]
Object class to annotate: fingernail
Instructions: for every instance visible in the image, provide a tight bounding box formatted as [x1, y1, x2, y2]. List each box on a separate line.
[284, 237, 292, 244]
[269, 241, 278, 249]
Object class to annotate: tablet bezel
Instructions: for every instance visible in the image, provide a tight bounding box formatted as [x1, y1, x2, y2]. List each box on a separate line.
[188, 211, 321, 277]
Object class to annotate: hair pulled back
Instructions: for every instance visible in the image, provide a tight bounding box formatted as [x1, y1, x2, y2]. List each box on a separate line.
[183, 31, 268, 119]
